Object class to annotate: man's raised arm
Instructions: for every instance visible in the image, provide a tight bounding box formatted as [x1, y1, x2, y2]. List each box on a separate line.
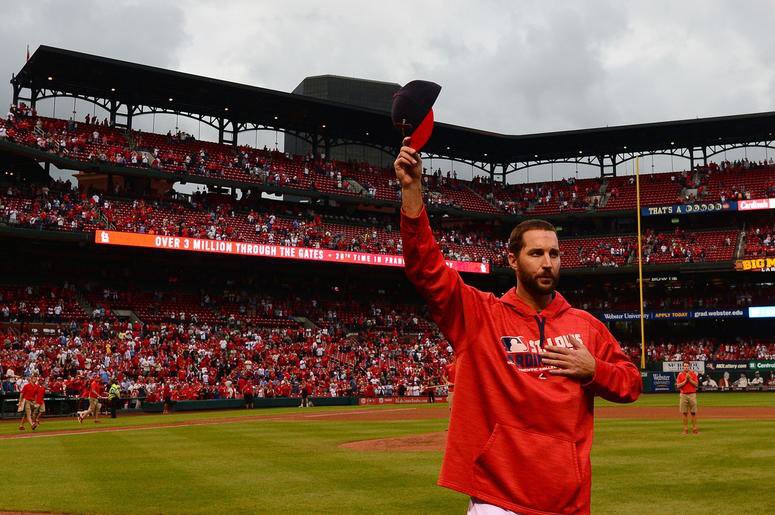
[394, 137, 424, 218]
[395, 138, 485, 352]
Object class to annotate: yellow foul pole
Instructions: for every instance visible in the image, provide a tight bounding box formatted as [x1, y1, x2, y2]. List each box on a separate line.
[635, 157, 647, 369]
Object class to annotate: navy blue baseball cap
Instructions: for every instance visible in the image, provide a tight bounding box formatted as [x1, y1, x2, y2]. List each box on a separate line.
[391, 80, 441, 152]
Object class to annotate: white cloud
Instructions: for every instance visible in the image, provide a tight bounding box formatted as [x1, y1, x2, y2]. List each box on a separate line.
[2, 0, 775, 142]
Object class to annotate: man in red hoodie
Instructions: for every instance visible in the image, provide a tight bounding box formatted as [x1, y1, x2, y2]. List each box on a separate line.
[395, 139, 641, 515]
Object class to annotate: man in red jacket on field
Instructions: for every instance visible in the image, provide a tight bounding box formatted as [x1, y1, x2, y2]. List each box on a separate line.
[17, 374, 40, 431]
[675, 361, 699, 434]
[77, 375, 103, 424]
[395, 138, 641, 515]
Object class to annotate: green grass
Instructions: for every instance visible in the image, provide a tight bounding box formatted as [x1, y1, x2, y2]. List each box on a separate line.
[592, 418, 775, 514]
[597, 391, 775, 408]
[0, 394, 773, 514]
[1, 414, 459, 514]
[0, 404, 408, 436]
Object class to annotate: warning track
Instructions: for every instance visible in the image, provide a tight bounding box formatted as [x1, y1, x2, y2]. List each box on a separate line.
[0, 407, 425, 440]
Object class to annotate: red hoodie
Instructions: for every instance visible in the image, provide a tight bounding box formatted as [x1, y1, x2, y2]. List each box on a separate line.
[401, 207, 641, 515]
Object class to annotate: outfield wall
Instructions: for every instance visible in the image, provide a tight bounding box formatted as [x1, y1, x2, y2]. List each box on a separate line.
[1, 387, 769, 419]
[141, 397, 359, 412]
[141, 396, 447, 412]
[642, 371, 775, 393]
[0, 395, 447, 418]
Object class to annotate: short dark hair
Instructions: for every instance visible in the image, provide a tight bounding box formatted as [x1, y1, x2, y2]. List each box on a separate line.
[508, 219, 557, 255]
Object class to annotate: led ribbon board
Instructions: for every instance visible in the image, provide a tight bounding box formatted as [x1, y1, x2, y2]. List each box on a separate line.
[94, 230, 490, 274]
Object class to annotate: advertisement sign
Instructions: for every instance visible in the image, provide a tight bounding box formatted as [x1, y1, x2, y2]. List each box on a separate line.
[599, 309, 746, 321]
[95, 230, 489, 274]
[641, 201, 734, 217]
[650, 372, 675, 392]
[708, 361, 748, 370]
[598, 311, 649, 322]
[600, 312, 645, 321]
[699, 383, 775, 392]
[599, 311, 693, 321]
[748, 360, 775, 371]
[749, 306, 775, 318]
[692, 309, 747, 319]
[735, 257, 775, 272]
[358, 396, 448, 405]
[700, 364, 774, 391]
[662, 361, 706, 374]
[737, 198, 775, 211]
[639, 369, 775, 392]
[651, 311, 691, 320]
[645, 276, 678, 283]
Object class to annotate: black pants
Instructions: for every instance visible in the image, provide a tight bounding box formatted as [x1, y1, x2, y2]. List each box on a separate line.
[110, 397, 119, 418]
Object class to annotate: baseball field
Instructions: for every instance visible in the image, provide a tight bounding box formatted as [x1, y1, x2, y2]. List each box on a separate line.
[1, 393, 773, 514]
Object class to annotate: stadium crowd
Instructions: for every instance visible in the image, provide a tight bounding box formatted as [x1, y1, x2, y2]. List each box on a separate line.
[2, 277, 774, 405]
[618, 339, 775, 367]
[0, 317, 452, 402]
[0, 178, 744, 270]
[1, 109, 488, 211]
[2, 103, 773, 407]
[744, 224, 774, 257]
[4, 105, 775, 220]
[693, 159, 775, 202]
[4, 316, 772, 403]
[566, 281, 775, 312]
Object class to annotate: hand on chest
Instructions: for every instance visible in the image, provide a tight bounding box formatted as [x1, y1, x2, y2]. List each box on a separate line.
[497, 318, 591, 378]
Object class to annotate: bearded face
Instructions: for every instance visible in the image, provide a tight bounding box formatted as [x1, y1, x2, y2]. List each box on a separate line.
[508, 230, 560, 296]
[517, 260, 559, 296]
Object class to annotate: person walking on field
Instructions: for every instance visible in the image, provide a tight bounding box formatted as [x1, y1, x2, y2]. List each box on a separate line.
[162, 381, 172, 414]
[17, 374, 40, 430]
[77, 374, 103, 423]
[32, 378, 46, 428]
[676, 361, 699, 434]
[443, 361, 455, 412]
[395, 135, 641, 515]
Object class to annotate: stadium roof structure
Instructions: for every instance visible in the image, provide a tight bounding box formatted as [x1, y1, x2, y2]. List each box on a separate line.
[11, 46, 775, 179]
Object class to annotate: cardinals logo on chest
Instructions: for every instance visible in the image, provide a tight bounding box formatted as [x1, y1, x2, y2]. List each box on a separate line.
[500, 334, 582, 376]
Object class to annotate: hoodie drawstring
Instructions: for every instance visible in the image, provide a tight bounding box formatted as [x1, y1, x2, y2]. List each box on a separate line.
[534, 315, 546, 348]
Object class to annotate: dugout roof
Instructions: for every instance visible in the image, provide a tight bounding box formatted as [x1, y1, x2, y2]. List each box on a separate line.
[13, 46, 775, 164]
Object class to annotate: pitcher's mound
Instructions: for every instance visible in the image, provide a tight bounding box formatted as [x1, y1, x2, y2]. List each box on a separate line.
[340, 431, 447, 452]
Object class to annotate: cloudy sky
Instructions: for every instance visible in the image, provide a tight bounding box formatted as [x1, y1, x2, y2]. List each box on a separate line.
[2, 0, 775, 181]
